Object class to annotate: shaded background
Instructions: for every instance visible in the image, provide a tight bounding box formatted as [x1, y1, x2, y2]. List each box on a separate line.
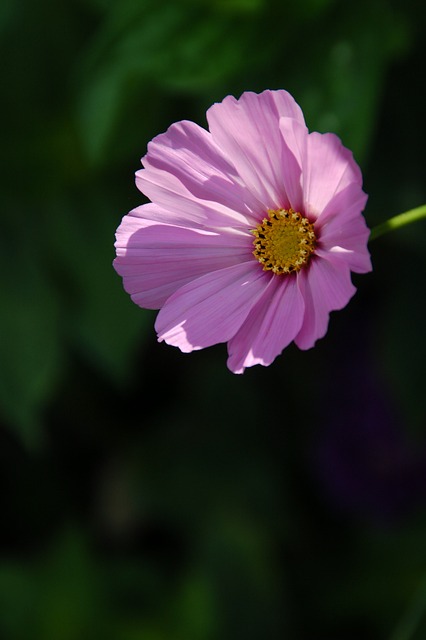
[1, 0, 426, 638]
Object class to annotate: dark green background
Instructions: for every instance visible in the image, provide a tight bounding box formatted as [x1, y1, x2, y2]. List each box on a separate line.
[1, 0, 426, 638]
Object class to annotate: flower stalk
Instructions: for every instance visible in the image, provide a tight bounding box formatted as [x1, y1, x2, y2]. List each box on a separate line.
[369, 204, 426, 241]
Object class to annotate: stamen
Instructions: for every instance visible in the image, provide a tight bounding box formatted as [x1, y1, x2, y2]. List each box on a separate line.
[251, 208, 316, 274]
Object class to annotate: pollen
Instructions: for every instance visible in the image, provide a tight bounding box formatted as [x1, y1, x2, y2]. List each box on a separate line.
[251, 208, 317, 275]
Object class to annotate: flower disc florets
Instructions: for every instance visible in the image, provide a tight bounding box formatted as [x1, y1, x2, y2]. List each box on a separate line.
[252, 209, 316, 274]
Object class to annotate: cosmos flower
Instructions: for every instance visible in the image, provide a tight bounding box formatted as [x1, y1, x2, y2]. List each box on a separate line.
[114, 90, 371, 373]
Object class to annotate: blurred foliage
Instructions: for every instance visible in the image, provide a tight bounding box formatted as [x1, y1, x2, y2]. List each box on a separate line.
[1, 0, 426, 637]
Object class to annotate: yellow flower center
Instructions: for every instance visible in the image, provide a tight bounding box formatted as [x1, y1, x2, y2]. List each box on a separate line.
[251, 209, 316, 274]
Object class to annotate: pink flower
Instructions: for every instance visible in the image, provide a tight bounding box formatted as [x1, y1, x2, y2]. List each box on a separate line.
[114, 90, 371, 373]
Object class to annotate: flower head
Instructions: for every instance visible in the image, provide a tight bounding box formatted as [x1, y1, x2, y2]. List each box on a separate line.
[114, 90, 371, 373]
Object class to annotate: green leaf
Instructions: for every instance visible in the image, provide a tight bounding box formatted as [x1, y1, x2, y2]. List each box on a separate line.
[44, 188, 153, 384]
[74, 0, 249, 163]
[0, 245, 61, 448]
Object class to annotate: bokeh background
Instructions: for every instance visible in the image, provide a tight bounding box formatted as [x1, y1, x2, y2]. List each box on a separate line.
[1, 0, 426, 638]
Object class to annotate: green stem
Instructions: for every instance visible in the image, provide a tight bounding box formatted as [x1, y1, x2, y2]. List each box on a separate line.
[389, 578, 426, 640]
[369, 204, 426, 241]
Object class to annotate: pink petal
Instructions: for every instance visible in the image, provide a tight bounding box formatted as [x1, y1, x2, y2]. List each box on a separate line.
[316, 246, 371, 275]
[302, 132, 363, 219]
[136, 120, 260, 229]
[278, 117, 308, 212]
[316, 182, 368, 227]
[315, 184, 371, 274]
[227, 274, 305, 374]
[207, 90, 306, 210]
[114, 206, 252, 309]
[155, 262, 267, 352]
[317, 220, 371, 274]
[294, 256, 356, 350]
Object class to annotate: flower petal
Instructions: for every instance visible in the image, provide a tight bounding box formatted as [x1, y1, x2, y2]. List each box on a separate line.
[114, 205, 252, 309]
[302, 132, 363, 218]
[227, 274, 305, 373]
[317, 221, 371, 274]
[278, 116, 308, 211]
[136, 120, 260, 229]
[294, 257, 356, 350]
[155, 262, 267, 352]
[316, 246, 371, 275]
[316, 181, 368, 226]
[207, 90, 306, 210]
[315, 184, 371, 273]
